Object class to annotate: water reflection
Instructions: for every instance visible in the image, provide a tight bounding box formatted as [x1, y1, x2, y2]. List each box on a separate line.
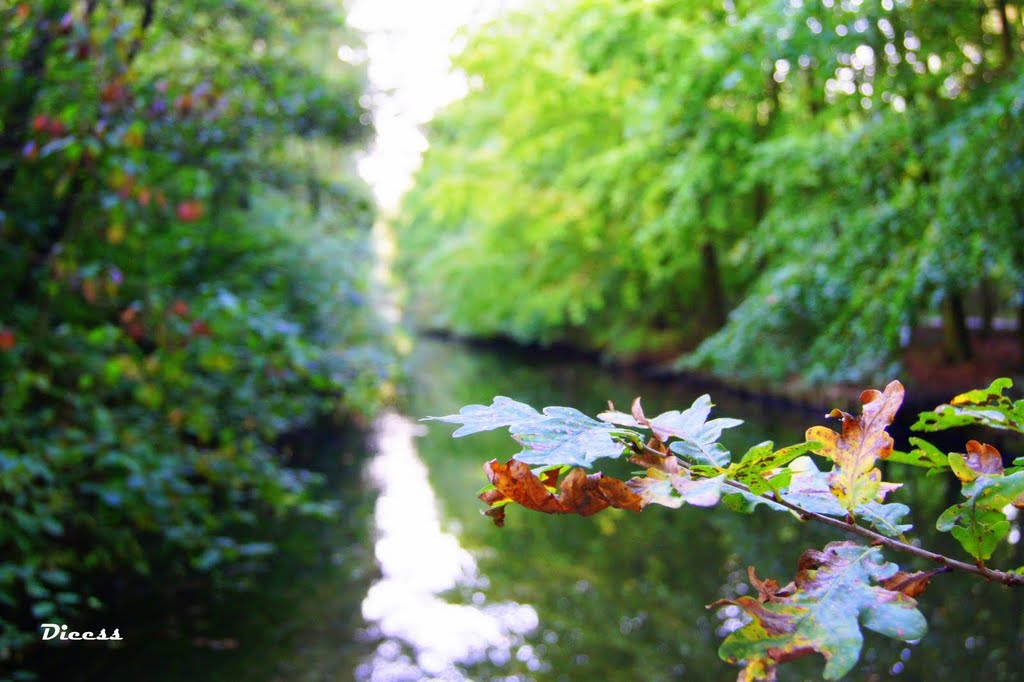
[358, 412, 540, 681]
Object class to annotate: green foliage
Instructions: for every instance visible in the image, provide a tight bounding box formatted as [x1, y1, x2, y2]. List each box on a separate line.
[396, 0, 1024, 382]
[0, 0, 393, 668]
[432, 378, 1024, 680]
[914, 378, 1024, 433]
[937, 440, 1024, 561]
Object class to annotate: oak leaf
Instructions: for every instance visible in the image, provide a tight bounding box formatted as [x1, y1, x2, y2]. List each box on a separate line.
[600, 395, 742, 466]
[479, 459, 642, 525]
[806, 380, 904, 512]
[711, 541, 926, 681]
[948, 440, 1003, 483]
[937, 443, 1024, 561]
[428, 397, 642, 467]
[913, 378, 1024, 433]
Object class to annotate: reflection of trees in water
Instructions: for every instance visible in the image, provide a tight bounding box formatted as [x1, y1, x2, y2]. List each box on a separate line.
[405, 339, 1024, 681]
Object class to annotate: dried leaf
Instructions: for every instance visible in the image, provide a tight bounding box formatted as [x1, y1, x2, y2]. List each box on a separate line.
[806, 380, 904, 511]
[480, 459, 643, 524]
[748, 566, 793, 603]
[711, 541, 927, 681]
[881, 570, 944, 599]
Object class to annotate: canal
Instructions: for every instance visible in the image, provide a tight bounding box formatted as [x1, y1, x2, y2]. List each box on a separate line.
[79, 338, 1024, 681]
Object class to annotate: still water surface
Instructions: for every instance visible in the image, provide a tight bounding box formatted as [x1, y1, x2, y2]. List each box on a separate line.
[97, 338, 1024, 681]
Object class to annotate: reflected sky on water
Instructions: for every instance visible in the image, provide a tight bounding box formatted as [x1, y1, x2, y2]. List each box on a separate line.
[358, 412, 540, 681]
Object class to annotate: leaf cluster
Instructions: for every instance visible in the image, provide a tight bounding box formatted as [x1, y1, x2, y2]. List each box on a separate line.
[431, 378, 1024, 679]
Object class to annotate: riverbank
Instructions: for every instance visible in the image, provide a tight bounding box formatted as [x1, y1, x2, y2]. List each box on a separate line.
[419, 327, 1024, 417]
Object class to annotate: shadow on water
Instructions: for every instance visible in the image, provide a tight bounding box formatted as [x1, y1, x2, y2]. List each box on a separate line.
[58, 338, 1024, 681]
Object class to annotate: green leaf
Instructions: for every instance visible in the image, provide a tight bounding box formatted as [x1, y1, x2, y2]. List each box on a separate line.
[712, 542, 927, 681]
[428, 398, 643, 467]
[937, 468, 1024, 561]
[912, 378, 1024, 434]
[423, 396, 541, 437]
[886, 437, 950, 473]
[728, 440, 818, 495]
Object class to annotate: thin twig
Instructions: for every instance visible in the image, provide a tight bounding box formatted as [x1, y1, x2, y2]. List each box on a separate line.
[639, 444, 1024, 587]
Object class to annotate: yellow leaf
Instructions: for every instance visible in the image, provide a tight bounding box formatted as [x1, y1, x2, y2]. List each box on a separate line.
[805, 381, 904, 511]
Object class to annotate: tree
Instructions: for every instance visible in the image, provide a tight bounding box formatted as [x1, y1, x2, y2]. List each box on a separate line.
[396, 0, 1024, 382]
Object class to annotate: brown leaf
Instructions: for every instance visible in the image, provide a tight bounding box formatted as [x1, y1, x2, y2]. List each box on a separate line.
[480, 459, 643, 524]
[963, 440, 1004, 476]
[628, 448, 681, 473]
[881, 568, 948, 598]
[631, 397, 649, 428]
[483, 506, 506, 527]
[749, 566, 786, 603]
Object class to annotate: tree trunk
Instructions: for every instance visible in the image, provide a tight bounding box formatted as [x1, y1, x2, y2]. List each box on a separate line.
[980, 276, 996, 339]
[998, 0, 1014, 65]
[701, 240, 727, 331]
[941, 291, 973, 363]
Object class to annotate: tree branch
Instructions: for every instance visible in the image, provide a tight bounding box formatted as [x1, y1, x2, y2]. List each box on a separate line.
[640, 444, 1024, 588]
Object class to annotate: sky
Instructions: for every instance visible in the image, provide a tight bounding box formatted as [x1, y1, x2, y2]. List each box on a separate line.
[347, 0, 521, 213]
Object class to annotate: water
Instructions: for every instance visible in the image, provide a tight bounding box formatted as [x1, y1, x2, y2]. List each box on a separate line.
[83, 338, 1024, 681]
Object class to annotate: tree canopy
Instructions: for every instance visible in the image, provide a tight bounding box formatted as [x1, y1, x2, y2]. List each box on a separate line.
[396, 0, 1024, 383]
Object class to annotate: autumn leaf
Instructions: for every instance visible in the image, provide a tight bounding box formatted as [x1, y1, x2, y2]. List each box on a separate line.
[806, 380, 904, 511]
[881, 569, 947, 599]
[710, 541, 927, 681]
[479, 459, 642, 524]
[948, 440, 1003, 483]
[783, 457, 911, 538]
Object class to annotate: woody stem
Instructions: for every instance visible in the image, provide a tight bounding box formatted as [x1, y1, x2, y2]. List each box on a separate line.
[640, 444, 1024, 587]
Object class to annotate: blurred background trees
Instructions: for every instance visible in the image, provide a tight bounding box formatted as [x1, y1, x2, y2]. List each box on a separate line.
[0, 0, 393, 667]
[397, 0, 1024, 385]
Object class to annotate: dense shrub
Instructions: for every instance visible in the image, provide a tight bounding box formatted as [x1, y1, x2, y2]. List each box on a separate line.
[0, 0, 392, 668]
